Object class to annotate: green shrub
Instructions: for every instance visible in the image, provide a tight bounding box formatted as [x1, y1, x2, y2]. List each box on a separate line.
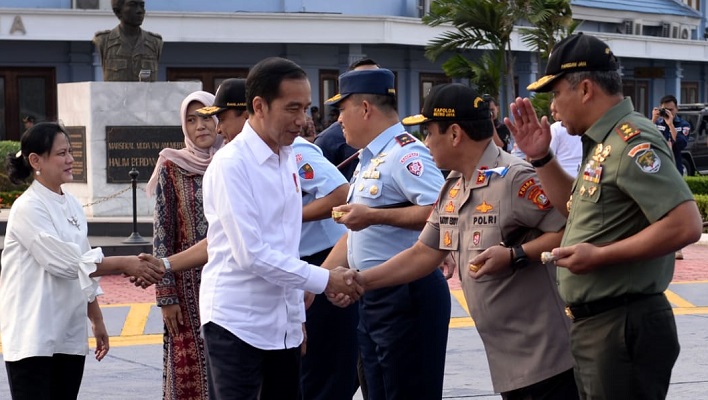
[685, 176, 708, 195]
[695, 194, 708, 222]
[0, 140, 30, 194]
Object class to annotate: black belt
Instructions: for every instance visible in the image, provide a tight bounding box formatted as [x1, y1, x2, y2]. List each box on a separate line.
[565, 293, 662, 321]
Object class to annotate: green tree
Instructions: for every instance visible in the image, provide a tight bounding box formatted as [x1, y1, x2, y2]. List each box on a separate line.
[519, 0, 578, 120]
[423, 0, 522, 104]
[422, 0, 576, 115]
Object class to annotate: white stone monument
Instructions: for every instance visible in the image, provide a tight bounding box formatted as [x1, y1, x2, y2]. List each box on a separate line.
[58, 81, 202, 217]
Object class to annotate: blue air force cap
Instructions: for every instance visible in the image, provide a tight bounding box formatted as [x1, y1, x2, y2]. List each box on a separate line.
[325, 69, 396, 106]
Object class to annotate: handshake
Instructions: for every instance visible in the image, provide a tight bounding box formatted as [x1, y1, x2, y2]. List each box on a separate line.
[324, 266, 365, 308]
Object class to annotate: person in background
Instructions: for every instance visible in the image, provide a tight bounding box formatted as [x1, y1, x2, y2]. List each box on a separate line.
[483, 95, 511, 152]
[651, 94, 691, 260]
[0, 122, 163, 399]
[146, 91, 223, 400]
[549, 99, 583, 175]
[310, 106, 324, 133]
[509, 33, 702, 399]
[22, 115, 36, 131]
[197, 78, 249, 144]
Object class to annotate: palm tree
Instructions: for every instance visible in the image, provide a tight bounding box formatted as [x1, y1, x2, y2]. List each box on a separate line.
[423, 0, 524, 106]
[519, 0, 578, 119]
[422, 0, 576, 116]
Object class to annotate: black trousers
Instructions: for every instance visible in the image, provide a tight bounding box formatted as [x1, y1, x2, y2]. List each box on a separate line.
[358, 269, 450, 400]
[501, 368, 579, 400]
[300, 248, 359, 400]
[202, 321, 301, 400]
[5, 354, 85, 400]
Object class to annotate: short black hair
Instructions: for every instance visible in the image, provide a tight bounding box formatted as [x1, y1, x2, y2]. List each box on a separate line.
[660, 94, 678, 106]
[246, 57, 307, 114]
[22, 115, 36, 123]
[348, 58, 379, 71]
[482, 95, 497, 106]
[565, 70, 622, 96]
[432, 119, 494, 142]
[350, 93, 397, 113]
[7, 122, 69, 184]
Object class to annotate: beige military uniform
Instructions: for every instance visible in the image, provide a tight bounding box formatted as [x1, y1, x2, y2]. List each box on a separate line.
[419, 141, 573, 393]
[93, 26, 162, 82]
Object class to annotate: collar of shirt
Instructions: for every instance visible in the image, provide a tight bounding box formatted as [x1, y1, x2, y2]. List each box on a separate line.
[238, 120, 293, 165]
[583, 97, 635, 145]
[360, 122, 406, 164]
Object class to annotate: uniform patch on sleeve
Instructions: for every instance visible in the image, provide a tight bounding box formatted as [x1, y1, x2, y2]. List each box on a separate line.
[295, 153, 303, 163]
[681, 126, 690, 136]
[395, 133, 416, 147]
[632, 147, 661, 173]
[399, 152, 419, 164]
[406, 160, 424, 176]
[627, 142, 651, 157]
[615, 122, 641, 142]
[298, 163, 314, 180]
[527, 186, 551, 210]
[517, 178, 535, 197]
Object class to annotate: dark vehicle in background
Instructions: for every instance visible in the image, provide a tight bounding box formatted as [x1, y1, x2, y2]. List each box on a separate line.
[676, 104, 708, 176]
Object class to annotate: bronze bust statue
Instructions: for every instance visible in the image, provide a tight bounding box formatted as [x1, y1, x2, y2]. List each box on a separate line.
[93, 0, 163, 82]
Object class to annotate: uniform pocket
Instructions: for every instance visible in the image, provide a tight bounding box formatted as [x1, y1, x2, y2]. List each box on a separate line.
[105, 59, 127, 71]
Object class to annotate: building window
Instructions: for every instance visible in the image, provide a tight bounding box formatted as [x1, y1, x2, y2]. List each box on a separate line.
[681, 82, 699, 104]
[622, 79, 649, 116]
[419, 73, 451, 111]
[0, 67, 56, 141]
[167, 68, 249, 94]
[417, 0, 431, 17]
[320, 70, 339, 128]
[683, 0, 699, 11]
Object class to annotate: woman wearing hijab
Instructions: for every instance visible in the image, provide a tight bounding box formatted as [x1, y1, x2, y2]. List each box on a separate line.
[146, 91, 223, 399]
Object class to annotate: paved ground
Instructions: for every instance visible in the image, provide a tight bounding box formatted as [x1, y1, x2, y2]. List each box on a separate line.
[1, 238, 707, 398]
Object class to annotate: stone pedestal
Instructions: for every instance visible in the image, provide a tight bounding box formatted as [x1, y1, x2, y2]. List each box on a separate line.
[58, 81, 202, 217]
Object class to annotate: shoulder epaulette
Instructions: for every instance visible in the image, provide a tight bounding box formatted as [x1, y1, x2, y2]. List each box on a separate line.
[394, 133, 416, 147]
[615, 121, 641, 142]
[145, 30, 163, 39]
[94, 30, 110, 36]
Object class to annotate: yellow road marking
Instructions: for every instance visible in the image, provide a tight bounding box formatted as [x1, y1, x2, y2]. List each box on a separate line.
[665, 289, 695, 308]
[90, 334, 162, 348]
[120, 303, 153, 336]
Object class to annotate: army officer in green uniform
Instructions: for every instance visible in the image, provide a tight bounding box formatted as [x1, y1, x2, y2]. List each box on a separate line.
[93, 0, 162, 82]
[508, 33, 703, 399]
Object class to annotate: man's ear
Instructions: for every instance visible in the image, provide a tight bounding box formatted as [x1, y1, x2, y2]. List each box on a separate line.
[252, 96, 265, 117]
[450, 124, 462, 146]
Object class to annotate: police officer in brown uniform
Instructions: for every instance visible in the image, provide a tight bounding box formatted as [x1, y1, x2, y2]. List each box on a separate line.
[508, 33, 703, 399]
[93, 0, 162, 82]
[348, 83, 578, 399]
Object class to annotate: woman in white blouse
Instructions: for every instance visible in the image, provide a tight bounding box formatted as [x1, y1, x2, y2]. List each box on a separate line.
[0, 122, 164, 400]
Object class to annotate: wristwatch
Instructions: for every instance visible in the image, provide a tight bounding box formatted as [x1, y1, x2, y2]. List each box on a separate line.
[529, 149, 555, 168]
[161, 257, 172, 272]
[510, 245, 530, 271]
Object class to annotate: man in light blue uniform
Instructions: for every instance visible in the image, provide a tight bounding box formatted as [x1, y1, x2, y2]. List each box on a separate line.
[323, 69, 450, 400]
[292, 136, 359, 400]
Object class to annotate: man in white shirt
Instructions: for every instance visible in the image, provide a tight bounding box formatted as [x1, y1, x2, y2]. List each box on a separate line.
[199, 57, 361, 399]
[549, 100, 583, 175]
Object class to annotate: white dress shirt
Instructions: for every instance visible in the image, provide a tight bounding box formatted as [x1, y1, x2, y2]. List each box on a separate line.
[550, 121, 583, 176]
[200, 121, 330, 350]
[0, 181, 103, 362]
